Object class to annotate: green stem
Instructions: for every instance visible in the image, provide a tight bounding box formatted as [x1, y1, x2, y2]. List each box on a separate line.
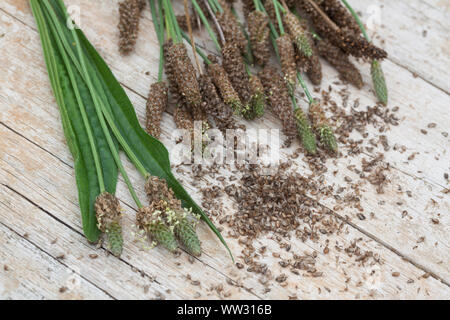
[163, 0, 175, 41]
[192, 0, 221, 51]
[275, 0, 286, 14]
[150, 0, 165, 82]
[244, 62, 252, 77]
[166, 0, 182, 43]
[207, 0, 218, 13]
[257, 0, 280, 38]
[253, 0, 262, 11]
[341, 0, 370, 41]
[210, 0, 223, 13]
[180, 29, 212, 64]
[297, 72, 314, 103]
[273, 0, 285, 35]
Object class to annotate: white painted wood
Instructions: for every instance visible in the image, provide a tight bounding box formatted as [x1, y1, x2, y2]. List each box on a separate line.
[0, 221, 112, 300]
[0, 0, 448, 299]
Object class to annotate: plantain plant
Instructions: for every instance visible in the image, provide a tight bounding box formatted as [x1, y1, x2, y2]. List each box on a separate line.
[341, 0, 388, 105]
[30, 0, 232, 260]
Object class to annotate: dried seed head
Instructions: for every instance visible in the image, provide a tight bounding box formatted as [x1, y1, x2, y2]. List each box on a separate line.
[294, 107, 317, 154]
[283, 11, 313, 57]
[146, 81, 168, 138]
[222, 42, 252, 108]
[297, 0, 387, 60]
[164, 40, 184, 101]
[316, 38, 363, 88]
[298, 0, 336, 37]
[371, 60, 388, 105]
[168, 42, 203, 118]
[309, 100, 328, 129]
[176, 14, 199, 32]
[259, 67, 297, 144]
[199, 74, 237, 132]
[306, 51, 323, 86]
[309, 101, 338, 152]
[264, 0, 278, 33]
[338, 27, 387, 60]
[318, 0, 360, 34]
[173, 106, 195, 142]
[207, 55, 244, 115]
[216, 1, 247, 53]
[136, 0, 146, 11]
[276, 34, 297, 87]
[143, 178, 201, 256]
[248, 10, 270, 66]
[94, 192, 123, 257]
[118, 0, 145, 55]
[136, 204, 178, 253]
[145, 176, 182, 209]
[242, 0, 256, 18]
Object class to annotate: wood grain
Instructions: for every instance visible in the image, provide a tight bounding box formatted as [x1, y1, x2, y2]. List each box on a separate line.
[0, 0, 449, 299]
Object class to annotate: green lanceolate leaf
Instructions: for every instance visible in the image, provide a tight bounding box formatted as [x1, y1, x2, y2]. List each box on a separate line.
[35, 0, 232, 260]
[31, 0, 118, 242]
[371, 60, 388, 105]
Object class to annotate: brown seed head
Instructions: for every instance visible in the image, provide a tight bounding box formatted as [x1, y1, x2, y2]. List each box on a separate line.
[309, 100, 328, 129]
[248, 10, 270, 66]
[297, 0, 387, 60]
[222, 42, 252, 105]
[318, 0, 360, 34]
[259, 67, 297, 144]
[276, 34, 297, 87]
[168, 43, 203, 116]
[94, 192, 122, 232]
[283, 10, 313, 58]
[146, 81, 168, 138]
[199, 74, 237, 132]
[207, 56, 243, 114]
[145, 176, 182, 210]
[118, 0, 145, 55]
[316, 38, 363, 88]
[216, 1, 247, 54]
[136, 200, 167, 229]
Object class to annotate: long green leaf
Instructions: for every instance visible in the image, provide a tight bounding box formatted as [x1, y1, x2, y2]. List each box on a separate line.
[31, 0, 118, 242]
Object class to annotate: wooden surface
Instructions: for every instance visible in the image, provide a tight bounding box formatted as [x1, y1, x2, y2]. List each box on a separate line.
[0, 0, 449, 300]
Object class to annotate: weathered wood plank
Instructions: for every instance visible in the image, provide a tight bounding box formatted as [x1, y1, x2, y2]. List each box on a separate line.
[1, 3, 449, 282]
[353, 0, 450, 93]
[1, 123, 449, 299]
[0, 0, 448, 299]
[0, 221, 111, 300]
[0, 125, 262, 299]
